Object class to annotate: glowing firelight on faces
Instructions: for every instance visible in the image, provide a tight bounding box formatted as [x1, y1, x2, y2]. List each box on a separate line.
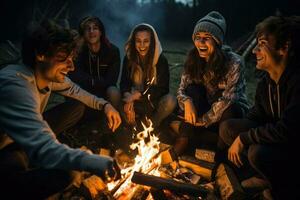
[107, 120, 161, 198]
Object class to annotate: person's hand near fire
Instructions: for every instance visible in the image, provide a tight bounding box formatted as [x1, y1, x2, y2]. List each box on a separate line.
[183, 99, 197, 125]
[183, 99, 205, 126]
[104, 102, 122, 132]
[123, 91, 141, 125]
[228, 135, 244, 168]
[104, 159, 121, 182]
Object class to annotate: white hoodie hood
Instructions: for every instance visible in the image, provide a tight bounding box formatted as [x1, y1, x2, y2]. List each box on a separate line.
[125, 23, 162, 85]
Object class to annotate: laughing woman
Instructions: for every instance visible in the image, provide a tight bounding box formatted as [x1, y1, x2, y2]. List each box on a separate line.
[172, 11, 249, 155]
[120, 23, 176, 129]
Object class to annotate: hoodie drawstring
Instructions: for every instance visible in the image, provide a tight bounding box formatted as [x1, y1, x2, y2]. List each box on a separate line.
[277, 84, 280, 118]
[268, 83, 281, 118]
[88, 51, 100, 86]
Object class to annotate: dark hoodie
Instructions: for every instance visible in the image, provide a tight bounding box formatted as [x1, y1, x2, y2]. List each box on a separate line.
[70, 42, 120, 96]
[240, 65, 300, 146]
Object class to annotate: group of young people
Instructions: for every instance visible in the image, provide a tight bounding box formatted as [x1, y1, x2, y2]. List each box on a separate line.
[0, 10, 299, 199]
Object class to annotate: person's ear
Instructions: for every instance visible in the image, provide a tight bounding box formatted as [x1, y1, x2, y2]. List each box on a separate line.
[279, 41, 290, 57]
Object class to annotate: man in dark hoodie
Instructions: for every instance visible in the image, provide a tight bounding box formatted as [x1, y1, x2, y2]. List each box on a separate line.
[218, 16, 300, 199]
[70, 16, 121, 107]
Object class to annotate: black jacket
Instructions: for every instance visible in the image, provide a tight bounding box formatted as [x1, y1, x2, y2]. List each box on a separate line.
[120, 54, 169, 105]
[70, 43, 120, 95]
[240, 66, 300, 145]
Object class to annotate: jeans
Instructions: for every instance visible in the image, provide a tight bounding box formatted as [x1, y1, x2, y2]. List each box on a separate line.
[0, 100, 85, 199]
[177, 84, 247, 151]
[126, 93, 177, 128]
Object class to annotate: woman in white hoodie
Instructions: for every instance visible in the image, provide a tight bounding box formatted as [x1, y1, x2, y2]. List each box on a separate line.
[120, 23, 176, 128]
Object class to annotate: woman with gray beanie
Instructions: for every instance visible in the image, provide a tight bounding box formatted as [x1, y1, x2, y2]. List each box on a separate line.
[171, 11, 249, 155]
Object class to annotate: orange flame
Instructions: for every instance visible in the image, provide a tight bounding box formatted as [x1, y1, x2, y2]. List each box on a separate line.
[108, 119, 161, 198]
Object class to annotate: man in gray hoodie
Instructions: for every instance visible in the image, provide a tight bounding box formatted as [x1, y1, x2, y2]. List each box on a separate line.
[0, 20, 121, 199]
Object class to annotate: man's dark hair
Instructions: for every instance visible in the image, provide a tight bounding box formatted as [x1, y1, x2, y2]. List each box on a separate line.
[21, 20, 76, 69]
[255, 15, 300, 67]
[78, 16, 111, 48]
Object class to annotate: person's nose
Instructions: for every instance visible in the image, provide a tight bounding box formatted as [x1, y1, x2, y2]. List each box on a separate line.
[66, 57, 75, 71]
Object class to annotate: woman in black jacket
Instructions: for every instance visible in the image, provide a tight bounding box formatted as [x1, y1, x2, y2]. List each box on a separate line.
[120, 23, 176, 128]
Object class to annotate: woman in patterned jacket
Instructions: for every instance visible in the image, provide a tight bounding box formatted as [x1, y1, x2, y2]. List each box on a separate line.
[171, 11, 249, 155]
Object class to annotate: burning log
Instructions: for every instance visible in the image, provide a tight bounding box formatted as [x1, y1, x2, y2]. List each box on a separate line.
[150, 188, 168, 200]
[160, 147, 178, 165]
[129, 185, 150, 200]
[131, 171, 209, 197]
[215, 163, 246, 200]
[178, 156, 215, 181]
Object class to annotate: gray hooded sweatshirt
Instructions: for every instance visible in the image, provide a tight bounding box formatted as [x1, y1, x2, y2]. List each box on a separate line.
[0, 64, 111, 176]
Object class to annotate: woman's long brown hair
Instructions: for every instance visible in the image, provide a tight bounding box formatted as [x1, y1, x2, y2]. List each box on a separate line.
[126, 24, 156, 83]
[184, 44, 229, 86]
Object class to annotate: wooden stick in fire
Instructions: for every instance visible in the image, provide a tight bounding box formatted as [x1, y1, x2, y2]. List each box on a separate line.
[110, 144, 170, 196]
[131, 171, 209, 197]
[143, 77, 155, 95]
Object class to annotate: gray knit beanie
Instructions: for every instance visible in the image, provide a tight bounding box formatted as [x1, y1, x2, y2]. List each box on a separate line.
[193, 11, 226, 45]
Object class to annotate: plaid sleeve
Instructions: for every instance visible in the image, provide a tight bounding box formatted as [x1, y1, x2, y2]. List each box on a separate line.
[199, 58, 242, 127]
[177, 72, 192, 110]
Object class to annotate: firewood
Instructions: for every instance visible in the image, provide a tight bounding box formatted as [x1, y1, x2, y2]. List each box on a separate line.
[131, 171, 208, 197]
[80, 175, 106, 199]
[131, 185, 150, 200]
[150, 188, 168, 200]
[215, 163, 246, 200]
[159, 143, 171, 152]
[160, 147, 178, 165]
[178, 156, 215, 181]
[99, 148, 111, 156]
[195, 149, 215, 163]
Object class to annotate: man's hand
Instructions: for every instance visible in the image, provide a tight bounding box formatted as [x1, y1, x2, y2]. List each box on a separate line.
[184, 99, 197, 125]
[96, 155, 121, 182]
[228, 136, 244, 168]
[104, 103, 121, 132]
[104, 159, 121, 182]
